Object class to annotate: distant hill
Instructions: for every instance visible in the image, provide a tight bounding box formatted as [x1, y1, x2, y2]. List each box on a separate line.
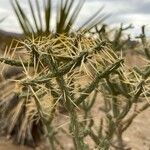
[0, 29, 23, 51]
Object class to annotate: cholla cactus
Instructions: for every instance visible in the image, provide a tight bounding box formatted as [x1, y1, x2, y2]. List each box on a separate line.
[0, 33, 123, 148]
[1, 32, 150, 149]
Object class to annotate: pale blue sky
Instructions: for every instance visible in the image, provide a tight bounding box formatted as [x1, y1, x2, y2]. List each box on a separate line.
[0, 0, 150, 36]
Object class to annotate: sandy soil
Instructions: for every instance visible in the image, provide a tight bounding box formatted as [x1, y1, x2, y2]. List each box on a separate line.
[124, 108, 150, 150]
[0, 97, 150, 150]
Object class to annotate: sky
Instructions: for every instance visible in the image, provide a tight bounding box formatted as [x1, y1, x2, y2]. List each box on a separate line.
[0, 0, 150, 37]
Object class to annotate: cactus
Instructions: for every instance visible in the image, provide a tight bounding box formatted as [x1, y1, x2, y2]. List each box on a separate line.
[0, 28, 150, 149]
[0, 0, 150, 149]
[0, 34, 124, 148]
